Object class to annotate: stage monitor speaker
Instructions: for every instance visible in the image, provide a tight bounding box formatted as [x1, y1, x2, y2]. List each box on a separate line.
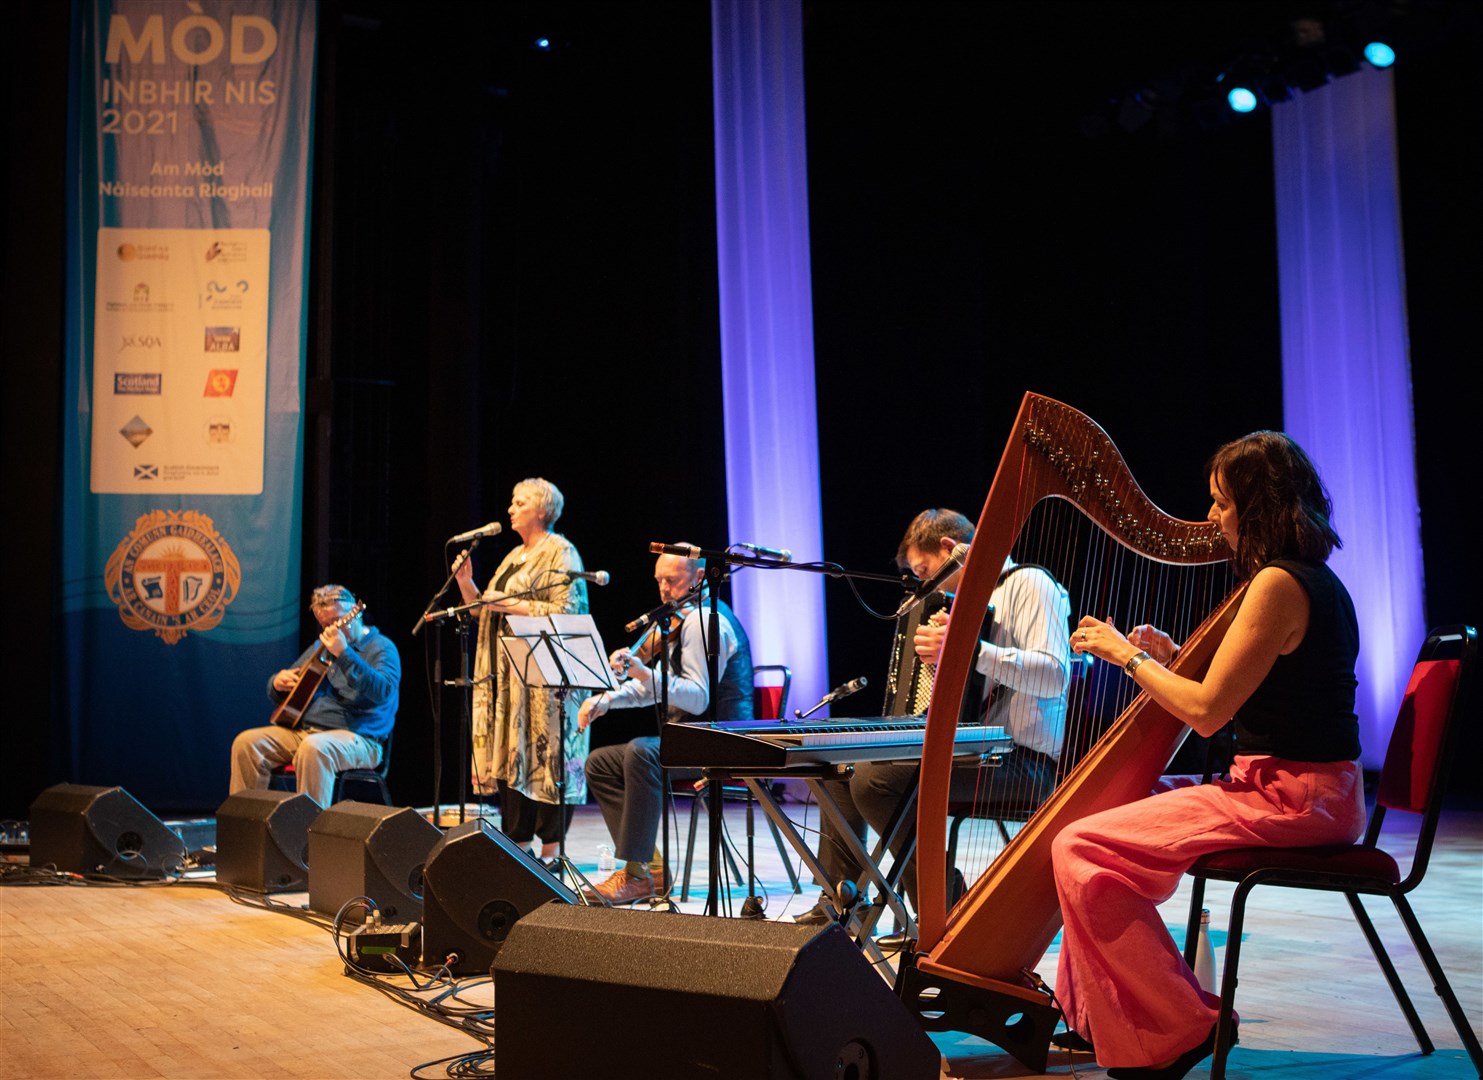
[421, 818, 578, 973]
[307, 801, 439, 922]
[215, 789, 317, 893]
[28, 784, 186, 880]
[492, 905, 940, 1079]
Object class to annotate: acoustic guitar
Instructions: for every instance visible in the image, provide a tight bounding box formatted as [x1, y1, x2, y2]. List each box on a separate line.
[268, 600, 366, 729]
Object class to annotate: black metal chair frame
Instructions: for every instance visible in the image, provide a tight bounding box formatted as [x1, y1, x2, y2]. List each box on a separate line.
[1181, 625, 1481, 1078]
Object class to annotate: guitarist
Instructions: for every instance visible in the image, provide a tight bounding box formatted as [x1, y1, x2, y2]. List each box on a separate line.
[229, 584, 401, 808]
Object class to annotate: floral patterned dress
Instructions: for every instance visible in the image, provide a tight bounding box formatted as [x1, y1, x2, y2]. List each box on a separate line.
[470, 532, 590, 805]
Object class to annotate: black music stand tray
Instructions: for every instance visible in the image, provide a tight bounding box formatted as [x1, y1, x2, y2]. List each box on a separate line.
[499, 613, 614, 896]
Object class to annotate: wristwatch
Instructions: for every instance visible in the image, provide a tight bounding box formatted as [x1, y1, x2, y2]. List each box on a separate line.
[1124, 650, 1153, 676]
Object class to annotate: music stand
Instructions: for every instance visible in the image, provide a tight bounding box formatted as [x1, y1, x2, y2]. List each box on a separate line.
[499, 613, 614, 893]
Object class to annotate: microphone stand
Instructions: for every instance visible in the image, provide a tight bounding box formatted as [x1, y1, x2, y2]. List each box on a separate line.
[646, 544, 913, 915]
[411, 536, 485, 828]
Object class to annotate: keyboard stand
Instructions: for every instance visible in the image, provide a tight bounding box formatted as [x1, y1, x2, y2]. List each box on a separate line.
[706, 763, 917, 966]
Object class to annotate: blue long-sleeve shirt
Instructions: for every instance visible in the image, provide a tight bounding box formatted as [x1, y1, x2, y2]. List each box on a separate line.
[266, 626, 400, 741]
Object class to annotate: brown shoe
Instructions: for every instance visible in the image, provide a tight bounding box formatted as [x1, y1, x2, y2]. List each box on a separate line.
[583, 869, 655, 905]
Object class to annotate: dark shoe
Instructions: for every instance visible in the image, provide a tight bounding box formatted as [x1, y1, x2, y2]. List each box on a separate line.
[793, 900, 832, 926]
[1106, 1018, 1233, 1080]
[875, 928, 915, 953]
[1052, 1029, 1095, 1054]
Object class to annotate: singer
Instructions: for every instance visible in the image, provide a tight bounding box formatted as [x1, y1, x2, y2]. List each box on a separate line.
[578, 545, 754, 904]
[800, 508, 1071, 927]
[453, 478, 591, 863]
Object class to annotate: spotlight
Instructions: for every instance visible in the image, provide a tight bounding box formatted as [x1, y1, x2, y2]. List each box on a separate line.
[1227, 87, 1258, 113]
[534, 37, 551, 51]
[1364, 41, 1396, 68]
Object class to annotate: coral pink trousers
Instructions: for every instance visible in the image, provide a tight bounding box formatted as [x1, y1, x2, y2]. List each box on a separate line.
[1051, 755, 1365, 1069]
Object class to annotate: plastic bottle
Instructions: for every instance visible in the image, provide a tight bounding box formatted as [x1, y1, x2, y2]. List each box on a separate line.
[1193, 907, 1217, 993]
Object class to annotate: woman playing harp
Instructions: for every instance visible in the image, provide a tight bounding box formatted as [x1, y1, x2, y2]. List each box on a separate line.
[1055, 430, 1364, 1079]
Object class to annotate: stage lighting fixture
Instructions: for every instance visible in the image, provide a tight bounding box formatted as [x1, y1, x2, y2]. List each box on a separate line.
[1364, 41, 1396, 68]
[534, 37, 551, 51]
[1227, 87, 1258, 113]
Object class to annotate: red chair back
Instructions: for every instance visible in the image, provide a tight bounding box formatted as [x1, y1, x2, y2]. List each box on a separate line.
[1377, 659, 1462, 815]
[752, 664, 791, 721]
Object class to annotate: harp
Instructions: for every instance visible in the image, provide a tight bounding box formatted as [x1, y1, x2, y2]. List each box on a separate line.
[903, 393, 1245, 1071]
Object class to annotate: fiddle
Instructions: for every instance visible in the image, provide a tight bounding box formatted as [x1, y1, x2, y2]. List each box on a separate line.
[615, 600, 696, 679]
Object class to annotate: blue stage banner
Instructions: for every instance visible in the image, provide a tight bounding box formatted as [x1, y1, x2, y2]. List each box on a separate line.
[61, 0, 316, 808]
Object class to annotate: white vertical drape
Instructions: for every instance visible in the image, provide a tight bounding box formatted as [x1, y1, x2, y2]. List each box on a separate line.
[1274, 68, 1424, 768]
[712, 0, 829, 715]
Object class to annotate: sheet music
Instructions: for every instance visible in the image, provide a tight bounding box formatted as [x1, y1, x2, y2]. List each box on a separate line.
[499, 613, 615, 692]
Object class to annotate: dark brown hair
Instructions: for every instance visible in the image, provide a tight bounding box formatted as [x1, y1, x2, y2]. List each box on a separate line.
[895, 509, 975, 571]
[1207, 431, 1341, 579]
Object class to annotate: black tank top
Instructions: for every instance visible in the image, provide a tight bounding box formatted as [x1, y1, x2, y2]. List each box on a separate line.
[1234, 560, 1361, 761]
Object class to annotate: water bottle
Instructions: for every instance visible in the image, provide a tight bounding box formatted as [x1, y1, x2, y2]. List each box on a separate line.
[596, 843, 615, 872]
[1193, 908, 1217, 993]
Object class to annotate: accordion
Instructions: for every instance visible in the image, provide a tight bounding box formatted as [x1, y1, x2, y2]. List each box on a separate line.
[883, 590, 991, 722]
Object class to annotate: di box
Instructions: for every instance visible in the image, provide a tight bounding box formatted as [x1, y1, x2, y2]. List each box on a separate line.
[421, 818, 578, 973]
[214, 789, 317, 893]
[492, 905, 940, 1079]
[28, 784, 186, 880]
[307, 801, 439, 922]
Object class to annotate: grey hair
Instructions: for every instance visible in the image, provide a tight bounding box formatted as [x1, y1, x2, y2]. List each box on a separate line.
[515, 477, 564, 527]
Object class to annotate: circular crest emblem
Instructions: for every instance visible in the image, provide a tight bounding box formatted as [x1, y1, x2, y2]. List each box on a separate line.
[104, 510, 242, 644]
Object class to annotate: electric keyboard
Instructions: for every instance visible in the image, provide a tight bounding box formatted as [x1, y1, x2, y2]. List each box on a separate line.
[659, 716, 1015, 770]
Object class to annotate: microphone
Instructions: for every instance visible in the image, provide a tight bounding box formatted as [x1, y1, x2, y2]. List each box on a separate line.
[560, 569, 610, 586]
[735, 542, 792, 562]
[793, 676, 868, 720]
[894, 542, 970, 618]
[449, 521, 503, 543]
[824, 675, 868, 703]
[650, 542, 701, 558]
[625, 601, 679, 635]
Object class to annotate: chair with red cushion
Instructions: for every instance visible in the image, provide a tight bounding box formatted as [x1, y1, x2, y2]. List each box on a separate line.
[1181, 625, 1481, 1078]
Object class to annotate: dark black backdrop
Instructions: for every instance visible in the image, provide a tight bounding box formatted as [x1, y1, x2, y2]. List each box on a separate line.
[4, 1, 1477, 817]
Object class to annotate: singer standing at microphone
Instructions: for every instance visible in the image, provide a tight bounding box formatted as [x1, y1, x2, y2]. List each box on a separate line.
[453, 478, 590, 864]
[799, 508, 1072, 926]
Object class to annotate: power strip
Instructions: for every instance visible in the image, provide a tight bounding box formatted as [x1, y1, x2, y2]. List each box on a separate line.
[346, 921, 422, 973]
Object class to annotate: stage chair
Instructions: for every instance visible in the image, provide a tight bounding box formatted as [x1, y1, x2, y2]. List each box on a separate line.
[680, 665, 802, 899]
[270, 732, 394, 806]
[1180, 625, 1481, 1078]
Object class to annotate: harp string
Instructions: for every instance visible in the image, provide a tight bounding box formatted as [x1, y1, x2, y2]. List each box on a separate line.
[940, 496, 1233, 906]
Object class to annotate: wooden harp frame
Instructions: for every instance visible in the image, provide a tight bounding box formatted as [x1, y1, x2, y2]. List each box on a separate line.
[913, 393, 1246, 1002]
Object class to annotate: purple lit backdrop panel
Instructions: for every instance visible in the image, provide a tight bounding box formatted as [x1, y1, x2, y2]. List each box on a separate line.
[712, 0, 829, 716]
[1274, 68, 1424, 768]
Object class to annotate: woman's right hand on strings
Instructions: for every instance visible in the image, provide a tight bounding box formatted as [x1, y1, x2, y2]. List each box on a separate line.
[1128, 624, 1178, 665]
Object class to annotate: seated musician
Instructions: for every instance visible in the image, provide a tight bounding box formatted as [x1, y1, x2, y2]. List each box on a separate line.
[799, 508, 1071, 926]
[229, 585, 401, 808]
[1056, 431, 1364, 1079]
[578, 547, 754, 904]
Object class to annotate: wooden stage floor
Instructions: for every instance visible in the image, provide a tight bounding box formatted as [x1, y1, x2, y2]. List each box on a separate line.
[2, 800, 1478, 1079]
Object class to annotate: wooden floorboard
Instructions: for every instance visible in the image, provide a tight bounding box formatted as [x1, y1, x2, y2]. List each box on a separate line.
[2, 802, 1478, 1079]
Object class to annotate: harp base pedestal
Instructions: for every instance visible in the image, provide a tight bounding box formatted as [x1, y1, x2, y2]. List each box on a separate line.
[895, 952, 1058, 1074]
